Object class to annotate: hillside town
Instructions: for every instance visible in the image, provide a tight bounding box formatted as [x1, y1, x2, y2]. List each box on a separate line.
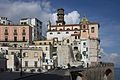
[0, 8, 115, 80]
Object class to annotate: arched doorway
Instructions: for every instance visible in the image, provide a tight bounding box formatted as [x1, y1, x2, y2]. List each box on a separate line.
[76, 73, 83, 80]
[104, 69, 112, 80]
[76, 74, 83, 80]
[71, 72, 83, 80]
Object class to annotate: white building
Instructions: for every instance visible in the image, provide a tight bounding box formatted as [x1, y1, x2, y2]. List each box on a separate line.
[7, 47, 44, 72]
[20, 18, 42, 40]
[0, 17, 12, 25]
[47, 8, 101, 68]
[6, 54, 18, 71]
[29, 43, 53, 70]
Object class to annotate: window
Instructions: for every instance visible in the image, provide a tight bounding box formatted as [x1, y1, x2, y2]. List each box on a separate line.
[66, 32, 69, 34]
[83, 25, 86, 29]
[52, 29, 55, 31]
[22, 29, 26, 35]
[86, 54, 88, 58]
[14, 29, 17, 35]
[45, 66, 48, 70]
[14, 37, 17, 41]
[82, 51, 86, 56]
[4, 28, 8, 35]
[91, 27, 95, 33]
[57, 32, 60, 34]
[11, 52, 14, 55]
[67, 28, 70, 30]
[24, 22, 27, 25]
[34, 52, 38, 57]
[21, 22, 23, 24]
[46, 47, 48, 51]
[46, 59, 48, 64]
[5, 29, 7, 32]
[39, 43, 42, 45]
[83, 42, 86, 45]
[75, 36, 77, 39]
[23, 28, 25, 32]
[3, 21, 5, 23]
[25, 61, 28, 67]
[74, 31, 77, 33]
[83, 42, 86, 48]
[34, 61, 37, 67]
[23, 37, 25, 41]
[5, 36, 8, 41]
[37, 24, 39, 26]
[67, 39, 69, 43]
[14, 29, 17, 33]
[23, 52, 28, 57]
[59, 29, 62, 31]
[83, 30, 86, 32]
[14, 44, 17, 48]
[74, 47, 78, 50]
[50, 32, 53, 35]
[74, 41, 77, 45]
[44, 42, 46, 45]
[49, 42, 51, 45]
[74, 28, 78, 30]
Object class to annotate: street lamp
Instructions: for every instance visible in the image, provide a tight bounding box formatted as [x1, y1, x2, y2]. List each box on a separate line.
[20, 46, 22, 77]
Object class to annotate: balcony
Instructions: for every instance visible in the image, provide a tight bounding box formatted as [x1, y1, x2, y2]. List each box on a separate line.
[22, 32, 26, 35]
[4, 32, 8, 35]
[14, 32, 18, 35]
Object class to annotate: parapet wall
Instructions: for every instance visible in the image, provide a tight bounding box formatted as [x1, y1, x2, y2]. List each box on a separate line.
[71, 62, 115, 80]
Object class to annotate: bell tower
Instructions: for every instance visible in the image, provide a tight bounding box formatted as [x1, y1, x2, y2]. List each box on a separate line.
[56, 8, 65, 25]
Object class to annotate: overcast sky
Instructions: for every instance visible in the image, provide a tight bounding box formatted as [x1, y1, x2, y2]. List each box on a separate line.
[0, 0, 120, 67]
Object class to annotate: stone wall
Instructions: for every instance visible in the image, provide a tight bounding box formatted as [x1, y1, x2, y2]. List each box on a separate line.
[70, 62, 115, 80]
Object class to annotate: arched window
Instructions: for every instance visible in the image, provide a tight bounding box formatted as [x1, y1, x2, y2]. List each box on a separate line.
[74, 31, 77, 33]
[22, 27, 26, 35]
[83, 25, 86, 29]
[67, 39, 69, 43]
[52, 29, 55, 31]
[74, 47, 78, 50]
[83, 30, 86, 32]
[67, 28, 70, 30]
[91, 27, 95, 33]
[74, 28, 78, 30]
[59, 28, 62, 31]
[104, 69, 112, 80]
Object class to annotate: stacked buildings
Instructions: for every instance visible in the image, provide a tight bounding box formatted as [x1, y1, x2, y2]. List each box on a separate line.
[47, 8, 101, 68]
[20, 18, 42, 40]
[0, 8, 101, 72]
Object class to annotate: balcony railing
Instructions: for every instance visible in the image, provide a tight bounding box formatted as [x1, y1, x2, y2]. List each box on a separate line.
[14, 32, 18, 35]
[22, 32, 26, 35]
[4, 32, 8, 35]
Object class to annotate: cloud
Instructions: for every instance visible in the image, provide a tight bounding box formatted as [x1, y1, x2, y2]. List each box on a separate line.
[101, 50, 120, 67]
[0, 0, 52, 35]
[49, 11, 80, 25]
[64, 11, 80, 24]
[0, 0, 81, 36]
